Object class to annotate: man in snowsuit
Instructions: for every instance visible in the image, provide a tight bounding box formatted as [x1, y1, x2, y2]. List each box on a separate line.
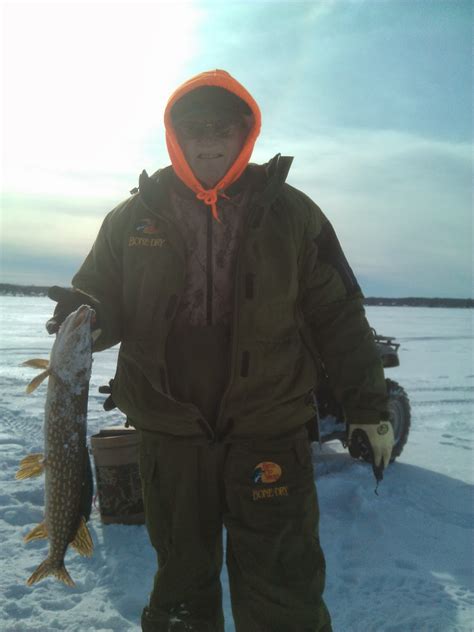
[47, 70, 394, 632]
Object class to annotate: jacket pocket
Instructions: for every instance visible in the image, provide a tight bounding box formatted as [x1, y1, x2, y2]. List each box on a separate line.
[255, 300, 297, 340]
[258, 334, 306, 378]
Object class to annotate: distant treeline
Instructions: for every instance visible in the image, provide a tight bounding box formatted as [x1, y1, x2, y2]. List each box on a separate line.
[0, 284, 473, 308]
[1, 284, 51, 296]
[364, 297, 474, 308]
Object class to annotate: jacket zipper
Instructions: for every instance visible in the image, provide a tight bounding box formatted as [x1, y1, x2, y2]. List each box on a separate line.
[139, 193, 216, 441]
[206, 209, 213, 326]
[214, 202, 259, 436]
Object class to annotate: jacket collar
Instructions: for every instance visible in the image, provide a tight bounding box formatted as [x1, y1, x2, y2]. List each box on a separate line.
[137, 154, 294, 220]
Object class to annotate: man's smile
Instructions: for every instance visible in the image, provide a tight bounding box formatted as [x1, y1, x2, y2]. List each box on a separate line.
[198, 153, 224, 159]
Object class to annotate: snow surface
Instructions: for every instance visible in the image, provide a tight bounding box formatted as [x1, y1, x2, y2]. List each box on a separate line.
[0, 297, 473, 632]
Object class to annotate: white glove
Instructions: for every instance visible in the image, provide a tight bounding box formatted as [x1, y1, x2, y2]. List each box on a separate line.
[348, 421, 395, 470]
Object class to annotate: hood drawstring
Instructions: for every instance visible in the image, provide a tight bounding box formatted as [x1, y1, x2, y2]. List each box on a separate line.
[196, 189, 220, 222]
[196, 189, 231, 222]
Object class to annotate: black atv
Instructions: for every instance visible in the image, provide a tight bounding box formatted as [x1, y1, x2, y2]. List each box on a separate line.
[309, 330, 411, 465]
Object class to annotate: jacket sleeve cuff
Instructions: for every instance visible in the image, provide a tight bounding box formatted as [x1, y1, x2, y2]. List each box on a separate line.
[345, 407, 390, 425]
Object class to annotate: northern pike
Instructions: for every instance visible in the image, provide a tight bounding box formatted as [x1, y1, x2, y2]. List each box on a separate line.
[16, 304, 98, 587]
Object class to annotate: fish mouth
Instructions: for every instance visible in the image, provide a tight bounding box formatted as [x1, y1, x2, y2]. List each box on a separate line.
[72, 305, 95, 329]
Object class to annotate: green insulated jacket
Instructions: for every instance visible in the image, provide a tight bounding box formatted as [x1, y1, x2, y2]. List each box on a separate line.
[72, 154, 388, 440]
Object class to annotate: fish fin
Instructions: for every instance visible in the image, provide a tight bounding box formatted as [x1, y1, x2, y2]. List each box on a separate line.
[21, 359, 50, 369]
[70, 516, 94, 557]
[27, 558, 75, 587]
[91, 328, 102, 343]
[24, 521, 48, 543]
[16, 453, 45, 479]
[26, 369, 51, 394]
[80, 449, 94, 522]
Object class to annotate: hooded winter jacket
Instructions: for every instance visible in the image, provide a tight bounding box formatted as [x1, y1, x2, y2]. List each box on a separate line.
[71, 71, 388, 440]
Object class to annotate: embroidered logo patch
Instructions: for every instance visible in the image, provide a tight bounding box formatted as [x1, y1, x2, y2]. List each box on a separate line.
[253, 462, 282, 484]
[128, 236, 166, 248]
[252, 486, 289, 501]
[136, 219, 160, 235]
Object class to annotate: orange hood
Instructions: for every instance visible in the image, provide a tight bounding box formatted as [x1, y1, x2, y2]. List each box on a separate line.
[164, 69, 261, 220]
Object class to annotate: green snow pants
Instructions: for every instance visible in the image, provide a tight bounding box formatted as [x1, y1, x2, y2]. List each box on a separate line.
[139, 427, 332, 632]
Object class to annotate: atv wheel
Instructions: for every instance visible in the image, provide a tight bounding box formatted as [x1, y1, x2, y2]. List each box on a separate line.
[386, 378, 411, 462]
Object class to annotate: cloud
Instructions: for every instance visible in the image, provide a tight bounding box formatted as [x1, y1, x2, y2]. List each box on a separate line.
[0, 244, 84, 287]
[253, 127, 472, 297]
[200, 0, 472, 144]
[4, 124, 471, 296]
[3, 119, 471, 296]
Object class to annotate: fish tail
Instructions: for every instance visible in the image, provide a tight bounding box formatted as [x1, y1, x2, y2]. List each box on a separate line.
[16, 453, 45, 479]
[24, 521, 48, 543]
[27, 558, 75, 587]
[70, 516, 94, 557]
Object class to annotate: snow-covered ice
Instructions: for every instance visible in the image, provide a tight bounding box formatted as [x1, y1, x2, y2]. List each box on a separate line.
[0, 297, 473, 631]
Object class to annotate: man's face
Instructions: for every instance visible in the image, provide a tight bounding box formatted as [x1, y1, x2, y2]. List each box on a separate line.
[174, 116, 249, 188]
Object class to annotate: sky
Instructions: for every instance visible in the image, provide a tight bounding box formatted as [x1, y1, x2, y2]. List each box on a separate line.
[1, 0, 472, 297]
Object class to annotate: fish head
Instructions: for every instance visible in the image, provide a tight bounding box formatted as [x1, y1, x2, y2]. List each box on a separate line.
[50, 305, 95, 385]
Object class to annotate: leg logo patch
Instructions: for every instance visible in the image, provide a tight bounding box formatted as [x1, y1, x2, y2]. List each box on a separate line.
[253, 462, 282, 484]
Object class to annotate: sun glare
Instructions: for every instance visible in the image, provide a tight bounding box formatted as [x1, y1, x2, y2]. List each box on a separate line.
[3, 2, 202, 184]
[2, 1, 203, 268]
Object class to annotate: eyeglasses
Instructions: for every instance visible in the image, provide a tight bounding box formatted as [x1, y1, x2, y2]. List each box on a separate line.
[175, 119, 242, 140]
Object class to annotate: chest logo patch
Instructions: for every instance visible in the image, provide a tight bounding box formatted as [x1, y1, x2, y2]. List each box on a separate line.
[128, 236, 166, 248]
[136, 219, 160, 234]
[253, 462, 282, 484]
